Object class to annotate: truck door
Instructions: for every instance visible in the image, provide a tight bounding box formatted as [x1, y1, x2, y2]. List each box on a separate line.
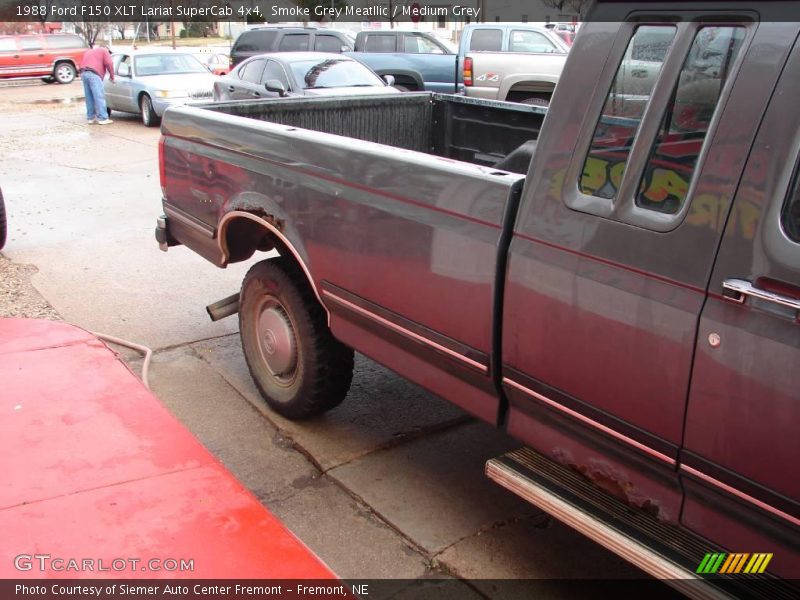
[501, 20, 794, 525]
[680, 34, 800, 579]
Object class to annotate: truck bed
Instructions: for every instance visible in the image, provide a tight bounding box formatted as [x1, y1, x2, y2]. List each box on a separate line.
[203, 93, 544, 170]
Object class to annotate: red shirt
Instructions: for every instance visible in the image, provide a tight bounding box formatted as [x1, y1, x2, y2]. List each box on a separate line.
[80, 47, 114, 81]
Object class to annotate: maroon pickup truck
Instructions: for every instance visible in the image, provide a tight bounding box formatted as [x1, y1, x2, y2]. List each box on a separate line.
[156, 2, 799, 595]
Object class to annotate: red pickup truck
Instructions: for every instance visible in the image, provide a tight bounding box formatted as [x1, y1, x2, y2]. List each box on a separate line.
[156, 2, 799, 595]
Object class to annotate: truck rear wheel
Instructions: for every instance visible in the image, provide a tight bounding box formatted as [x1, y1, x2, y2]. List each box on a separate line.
[239, 257, 354, 420]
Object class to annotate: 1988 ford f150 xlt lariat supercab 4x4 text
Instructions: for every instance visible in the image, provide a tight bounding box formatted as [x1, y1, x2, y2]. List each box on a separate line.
[156, 2, 799, 596]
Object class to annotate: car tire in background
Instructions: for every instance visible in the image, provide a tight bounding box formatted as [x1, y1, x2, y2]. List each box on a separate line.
[239, 257, 354, 420]
[0, 187, 7, 251]
[41, 76, 55, 84]
[140, 95, 159, 127]
[54, 62, 76, 84]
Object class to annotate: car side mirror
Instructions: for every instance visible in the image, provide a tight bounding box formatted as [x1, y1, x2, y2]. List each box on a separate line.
[264, 79, 287, 97]
[382, 74, 395, 86]
[118, 64, 131, 77]
[341, 45, 350, 53]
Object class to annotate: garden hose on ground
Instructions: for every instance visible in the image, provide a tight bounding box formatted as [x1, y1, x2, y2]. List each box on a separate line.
[91, 332, 153, 390]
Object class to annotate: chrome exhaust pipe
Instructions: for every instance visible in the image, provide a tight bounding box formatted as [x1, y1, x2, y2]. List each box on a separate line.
[206, 293, 240, 322]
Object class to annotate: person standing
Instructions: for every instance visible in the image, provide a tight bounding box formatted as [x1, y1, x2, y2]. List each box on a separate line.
[80, 43, 115, 125]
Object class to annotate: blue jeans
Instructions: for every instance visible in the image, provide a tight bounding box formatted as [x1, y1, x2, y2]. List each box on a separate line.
[82, 71, 108, 121]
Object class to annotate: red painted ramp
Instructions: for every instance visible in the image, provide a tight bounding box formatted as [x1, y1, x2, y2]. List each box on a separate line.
[0, 318, 336, 579]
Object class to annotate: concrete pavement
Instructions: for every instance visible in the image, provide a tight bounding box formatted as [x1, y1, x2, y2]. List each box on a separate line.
[0, 80, 648, 595]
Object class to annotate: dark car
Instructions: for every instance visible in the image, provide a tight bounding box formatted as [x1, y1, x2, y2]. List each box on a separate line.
[229, 27, 353, 68]
[0, 33, 87, 84]
[213, 52, 399, 102]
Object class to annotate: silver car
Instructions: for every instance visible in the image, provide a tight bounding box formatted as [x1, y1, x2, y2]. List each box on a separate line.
[214, 52, 400, 102]
[104, 51, 217, 127]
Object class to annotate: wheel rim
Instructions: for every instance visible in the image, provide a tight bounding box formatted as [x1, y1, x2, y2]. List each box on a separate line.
[56, 65, 73, 82]
[255, 296, 298, 386]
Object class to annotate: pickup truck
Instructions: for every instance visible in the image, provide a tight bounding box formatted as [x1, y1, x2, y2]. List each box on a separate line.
[157, 2, 799, 595]
[347, 24, 569, 102]
[460, 22, 570, 105]
[346, 30, 458, 94]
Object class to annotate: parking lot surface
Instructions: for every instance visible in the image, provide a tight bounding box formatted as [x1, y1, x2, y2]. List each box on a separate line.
[0, 80, 648, 596]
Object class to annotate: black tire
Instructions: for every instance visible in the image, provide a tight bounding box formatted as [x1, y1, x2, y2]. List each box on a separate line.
[239, 257, 354, 420]
[140, 94, 159, 127]
[54, 62, 76, 84]
[41, 76, 55, 84]
[520, 96, 550, 108]
[0, 187, 7, 251]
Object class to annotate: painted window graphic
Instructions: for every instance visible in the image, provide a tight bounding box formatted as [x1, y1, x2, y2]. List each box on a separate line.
[696, 552, 773, 574]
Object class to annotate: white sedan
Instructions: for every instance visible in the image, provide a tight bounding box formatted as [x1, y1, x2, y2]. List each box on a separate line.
[104, 51, 217, 127]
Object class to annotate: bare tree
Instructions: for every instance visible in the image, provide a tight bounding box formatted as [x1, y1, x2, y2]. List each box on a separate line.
[0, 22, 33, 34]
[76, 20, 106, 47]
[567, 0, 592, 17]
[34, 0, 56, 33]
[110, 23, 128, 40]
[541, 0, 571, 13]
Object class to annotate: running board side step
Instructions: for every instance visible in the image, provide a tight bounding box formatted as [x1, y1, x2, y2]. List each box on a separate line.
[486, 450, 734, 600]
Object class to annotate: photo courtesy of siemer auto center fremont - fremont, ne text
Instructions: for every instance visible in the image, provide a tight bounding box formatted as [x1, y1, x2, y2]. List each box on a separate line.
[0, 1, 798, 599]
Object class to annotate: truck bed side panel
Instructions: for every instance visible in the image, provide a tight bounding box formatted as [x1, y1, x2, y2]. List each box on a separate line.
[161, 104, 524, 422]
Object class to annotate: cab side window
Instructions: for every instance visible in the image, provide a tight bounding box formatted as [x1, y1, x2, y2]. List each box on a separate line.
[783, 163, 800, 243]
[636, 26, 746, 214]
[580, 26, 676, 199]
[278, 34, 310, 52]
[315, 34, 343, 53]
[0, 38, 17, 52]
[364, 35, 396, 52]
[509, 30, 557, 53]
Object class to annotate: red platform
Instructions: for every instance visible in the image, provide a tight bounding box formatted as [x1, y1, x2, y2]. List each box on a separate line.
[0, 318, 336, 579]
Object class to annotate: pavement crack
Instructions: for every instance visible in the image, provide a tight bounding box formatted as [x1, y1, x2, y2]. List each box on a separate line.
[315, 414, 475, 476]
[431, 512, 551, 561]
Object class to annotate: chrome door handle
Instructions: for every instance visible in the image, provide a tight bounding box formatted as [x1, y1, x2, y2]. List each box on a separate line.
[722, 278, 800, 311]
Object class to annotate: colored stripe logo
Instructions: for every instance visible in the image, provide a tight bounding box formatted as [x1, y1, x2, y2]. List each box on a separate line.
[696, 553, 773, 574]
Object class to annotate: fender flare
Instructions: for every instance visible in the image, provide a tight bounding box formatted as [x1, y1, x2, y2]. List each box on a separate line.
[217, 210, 328, 319]
[371, 68, 425, 90]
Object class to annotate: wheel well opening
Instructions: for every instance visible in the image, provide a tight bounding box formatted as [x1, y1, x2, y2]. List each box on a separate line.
[224, 218, 278, 263]
[390, 75, 420, 91]
[506, 85, 554, 104]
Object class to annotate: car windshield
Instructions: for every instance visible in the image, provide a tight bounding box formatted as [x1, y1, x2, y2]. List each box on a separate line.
[134, 54, 208, 76]
[289, 58, 383, 89]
